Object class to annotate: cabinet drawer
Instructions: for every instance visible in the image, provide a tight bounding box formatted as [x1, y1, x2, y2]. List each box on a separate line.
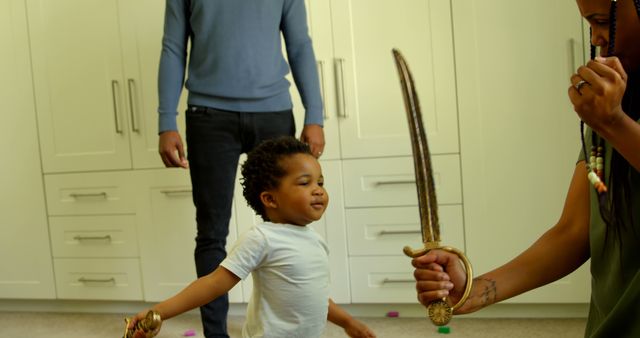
[349, 256, 416, 303]
[346, 205, 464, 256]
[44, 171, 136, 215]
[342, 155, 461, 208]
[54, 258, 142, 300]
[49, 215, 139, 258]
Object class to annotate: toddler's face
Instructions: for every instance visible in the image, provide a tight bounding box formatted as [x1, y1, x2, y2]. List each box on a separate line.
[267, 153, 328, 226]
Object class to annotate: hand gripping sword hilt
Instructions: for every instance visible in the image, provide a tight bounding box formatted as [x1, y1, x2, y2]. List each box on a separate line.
[404, 244, 473, 326]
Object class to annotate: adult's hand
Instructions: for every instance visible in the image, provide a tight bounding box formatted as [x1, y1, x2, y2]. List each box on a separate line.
[569, 56, 627, 134]
[412, 250, 470, 313]
[300, 124, 325, 158]
[158, 131, 188, 168]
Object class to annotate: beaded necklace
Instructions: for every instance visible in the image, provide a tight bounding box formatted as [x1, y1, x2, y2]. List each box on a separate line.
[580, 123, 608, 194]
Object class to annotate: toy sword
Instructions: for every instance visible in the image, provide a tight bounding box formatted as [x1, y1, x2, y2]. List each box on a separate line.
[392, 49, 473, 326]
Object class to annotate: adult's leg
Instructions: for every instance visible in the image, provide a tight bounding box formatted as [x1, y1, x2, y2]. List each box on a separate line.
[186, 106, 242, 338]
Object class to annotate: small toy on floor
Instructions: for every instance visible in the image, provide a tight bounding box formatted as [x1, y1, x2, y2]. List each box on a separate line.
[437, 326, 451, 334]
[183, 329, 197, 337]
[386, 311, 399, 318]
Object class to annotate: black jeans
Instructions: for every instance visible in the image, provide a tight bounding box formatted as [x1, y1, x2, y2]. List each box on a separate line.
[185, 106, 295, 338]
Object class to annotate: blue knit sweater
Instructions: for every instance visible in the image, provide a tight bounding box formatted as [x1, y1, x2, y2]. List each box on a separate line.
[158, 0, 323, 132]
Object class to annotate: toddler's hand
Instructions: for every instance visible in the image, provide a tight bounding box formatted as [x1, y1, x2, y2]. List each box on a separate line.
[124, 309, 161, 338]
[344, 319, 376, 338]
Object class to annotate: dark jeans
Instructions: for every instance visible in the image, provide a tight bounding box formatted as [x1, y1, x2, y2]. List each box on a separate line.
[185, 105, 295, 338]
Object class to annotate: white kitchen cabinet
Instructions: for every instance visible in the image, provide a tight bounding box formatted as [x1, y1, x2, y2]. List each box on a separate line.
[27, 0, 173, 173]
[287, 0, 342, 160]
[453, 0, 590, 302]
[341, 157, 464, 303]
[42, 167, 246, 303]
[349, 256, 417, 303]
[330, 0, 459, 158]
[53, 258, 143, 301]
[49, 215, 140, 258]
[292, 0, 459, 160]
[341, 155, 462, 208]
[294, 0, 464, 303]
[0, 0, 55, 299]
[346, 205, 465, 257]
[43, 171, 144, 300]
[346, 205, 464, 302]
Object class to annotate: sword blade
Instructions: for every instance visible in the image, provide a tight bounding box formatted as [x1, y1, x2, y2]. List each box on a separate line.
[392, 49, 440, 244]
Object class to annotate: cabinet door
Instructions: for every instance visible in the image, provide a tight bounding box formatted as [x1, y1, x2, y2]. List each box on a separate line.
[454, 0, 590, 302]
[27, 0, 132, 173]
[120, 0, 188, 169]
[0, 0, 55, 299]
[136, 169, 242, 303]
[330, 0, 459, 158]
[289, 0, 341, 160]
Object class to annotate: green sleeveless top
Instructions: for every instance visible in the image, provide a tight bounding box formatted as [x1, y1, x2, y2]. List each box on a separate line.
[579, 127, 640, 338]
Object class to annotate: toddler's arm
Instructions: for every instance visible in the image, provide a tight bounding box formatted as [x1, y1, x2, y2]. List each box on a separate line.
[127, 267, 240, 333]
[327, 298, 376, 338]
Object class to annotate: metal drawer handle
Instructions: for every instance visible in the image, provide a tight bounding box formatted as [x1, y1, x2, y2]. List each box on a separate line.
[69, 192, 108, 199]
[374, 179, 415, 186]
[73, 235, 112, 242]
[161, 189, 192, 195]
[382, 278, 414, 284]
[78, 277, 116, 284]
[379, 230, 421, 236]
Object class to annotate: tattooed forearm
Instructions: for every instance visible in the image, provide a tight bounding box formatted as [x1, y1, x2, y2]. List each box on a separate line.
[471, 277, 497, 306]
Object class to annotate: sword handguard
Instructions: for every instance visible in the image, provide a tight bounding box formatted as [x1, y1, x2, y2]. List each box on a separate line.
[404, 244, 474, 324]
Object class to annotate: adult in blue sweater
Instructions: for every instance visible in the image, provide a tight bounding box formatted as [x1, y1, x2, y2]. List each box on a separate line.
[156, 1, 325, 337]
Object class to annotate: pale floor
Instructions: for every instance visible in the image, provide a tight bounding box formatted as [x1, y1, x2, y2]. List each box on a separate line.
[0, 311, 587, 338]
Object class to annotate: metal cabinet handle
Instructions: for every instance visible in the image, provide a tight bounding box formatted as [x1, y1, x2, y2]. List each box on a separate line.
[127, 78, 140, 133]
[69, 192, 108, 199]
[382, 278, 414, 284]
[161, 189, 192, 196]
[374, 179, 416, 186]
[317, 60, 328, 120]
[73, 235, 112, 241]
[111, 80, 123, 134]
[379, 230, 421, 236]
[334, 58, 347, 118]
[568, 38, 578, 76]
[78, 277, 116, 284]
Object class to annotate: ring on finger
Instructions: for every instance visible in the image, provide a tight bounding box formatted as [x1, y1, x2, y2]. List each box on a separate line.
[574, 79, 589, 93]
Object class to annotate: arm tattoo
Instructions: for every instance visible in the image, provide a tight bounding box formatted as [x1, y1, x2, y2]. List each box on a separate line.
[472, 277, 497, 306]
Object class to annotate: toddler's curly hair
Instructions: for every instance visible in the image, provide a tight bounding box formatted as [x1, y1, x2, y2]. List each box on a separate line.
[241, 136, 312, 220]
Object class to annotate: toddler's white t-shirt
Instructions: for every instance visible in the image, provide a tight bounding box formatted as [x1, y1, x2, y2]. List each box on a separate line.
[220, 221, 330, 338]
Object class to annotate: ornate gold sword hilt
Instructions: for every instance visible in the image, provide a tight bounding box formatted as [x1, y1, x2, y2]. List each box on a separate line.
[123, 310, 162, 338]
[404, 243, 473, 326]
